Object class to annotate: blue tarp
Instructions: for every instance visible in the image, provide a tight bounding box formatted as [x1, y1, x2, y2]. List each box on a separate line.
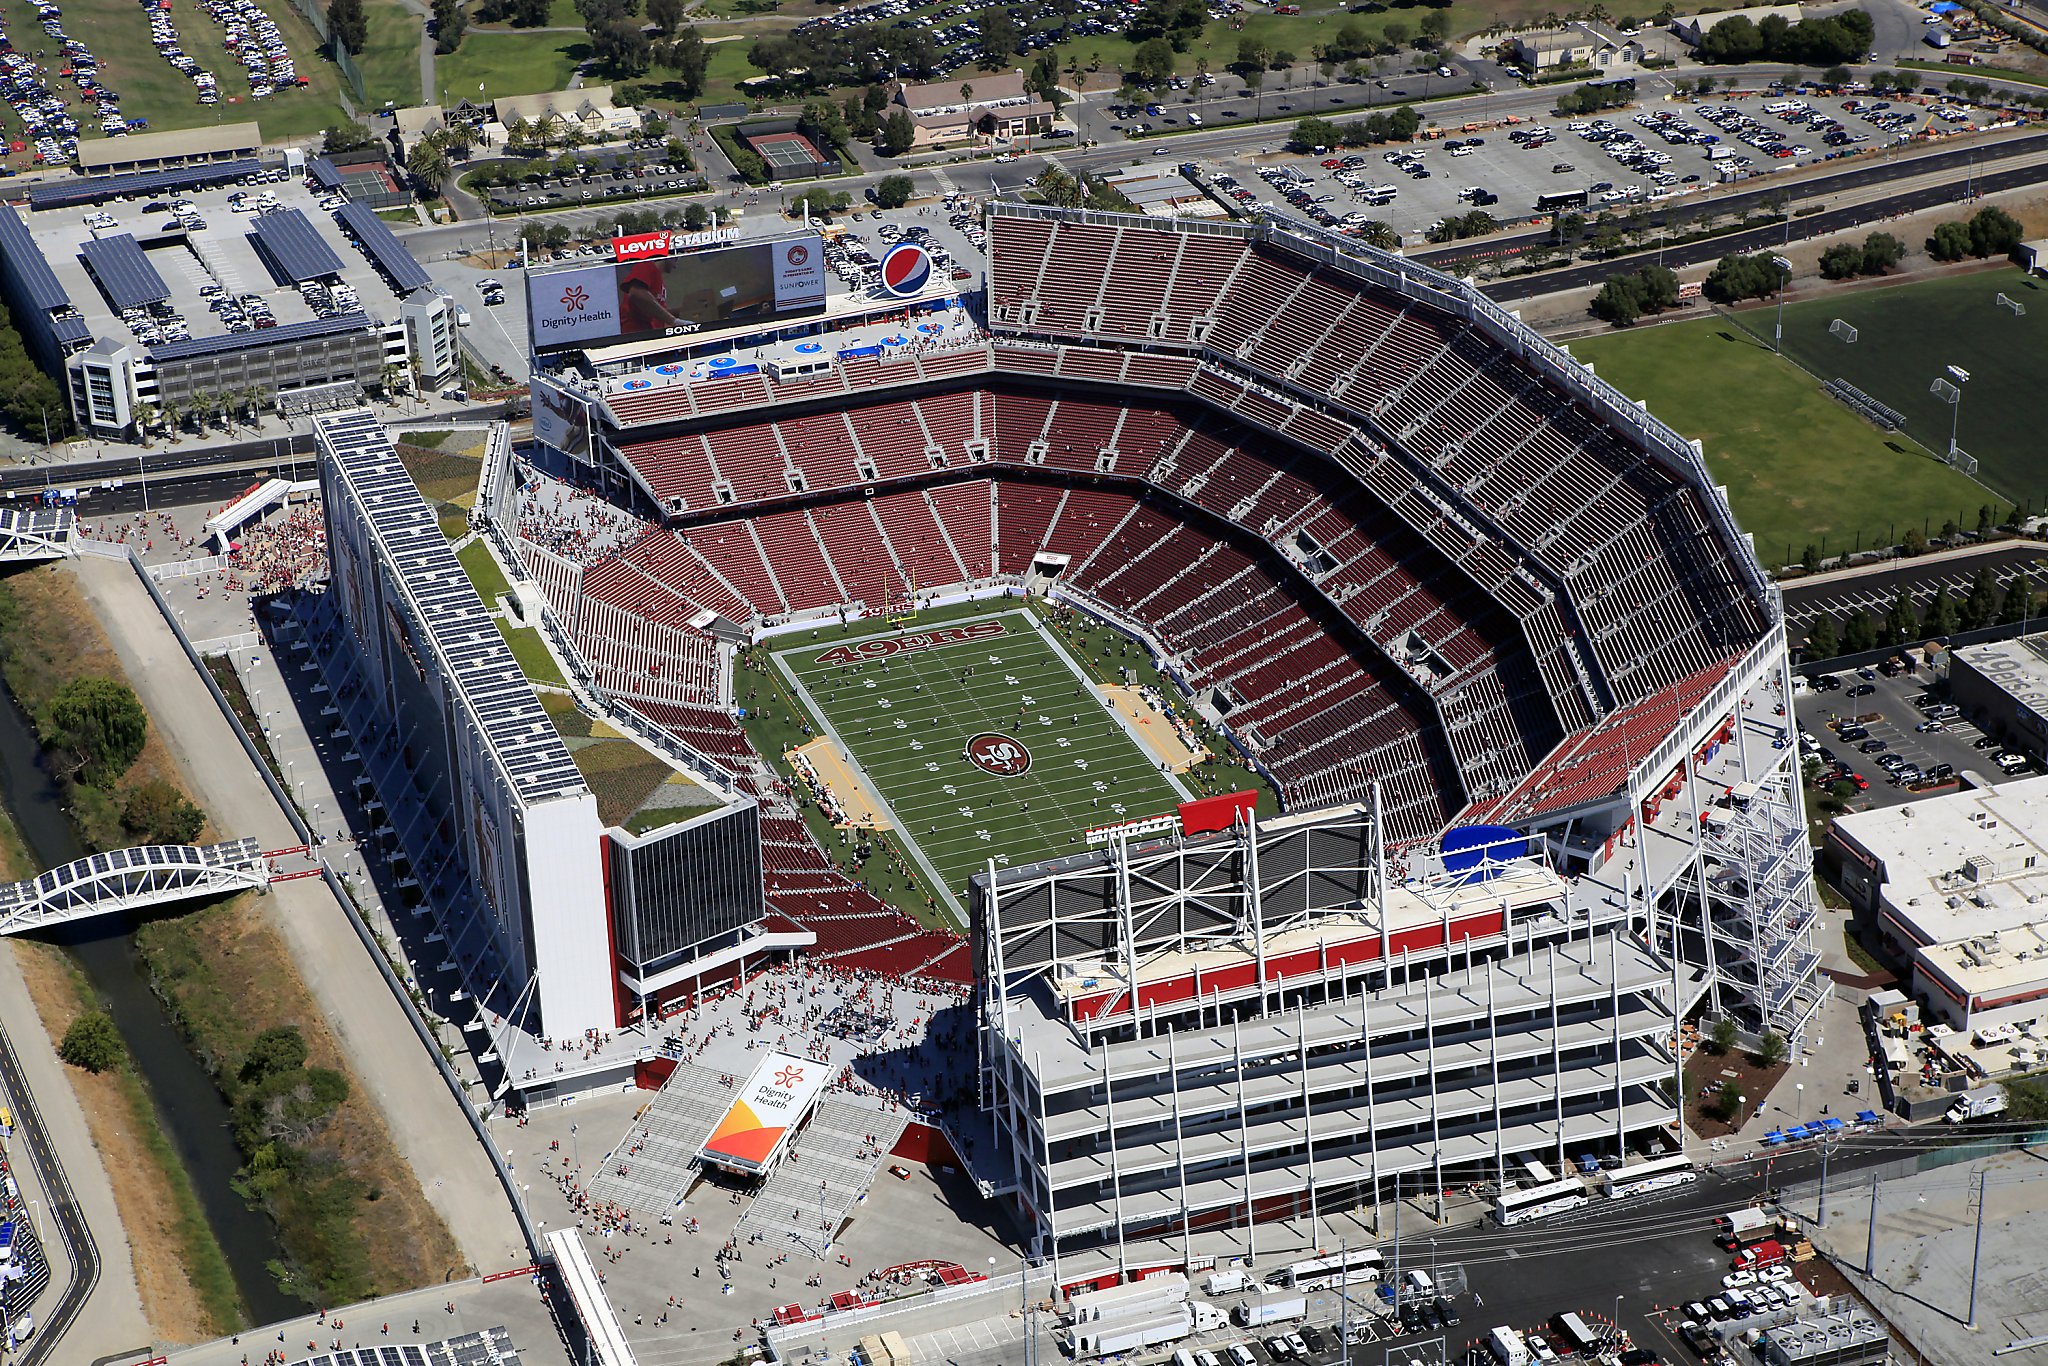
[1856, 1109, 1882, 1125]
[836, 345, 882, 359]
[1763, 1130, 1787, 1145]
[1821, 1117, 1847, 1133]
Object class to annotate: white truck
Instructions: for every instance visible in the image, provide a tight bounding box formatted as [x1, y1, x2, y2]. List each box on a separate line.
[1068, 1272, 1188, 1323]
[1204, 1269, 1254, 1295]
[1489, 1325, 1532, 1366]
[1231, 1291, 1308, 1327]
[1946, 1086, 2007, 1123]
[1064, 1301, 1224, 1357]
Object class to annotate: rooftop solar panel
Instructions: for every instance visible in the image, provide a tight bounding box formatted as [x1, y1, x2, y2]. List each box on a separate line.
[249, 208, 345, 283]
[334, 202, 433, 294]
[307, 156, 346, 191]
[26, 159, 263, 211]
[147, 311, 372, 362]
[51, 315, 94, 347]
[0, 204, 75, 315]
[79, 234, 172, 312]
[315, 412, 587, 808]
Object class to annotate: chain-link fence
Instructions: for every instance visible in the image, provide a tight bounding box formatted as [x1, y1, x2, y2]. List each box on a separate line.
[282, 0, 367, 109]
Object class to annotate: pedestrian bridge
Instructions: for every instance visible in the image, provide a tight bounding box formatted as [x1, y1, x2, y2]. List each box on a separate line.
[0, 506, 75, 564]
[0, 837, 303, 935]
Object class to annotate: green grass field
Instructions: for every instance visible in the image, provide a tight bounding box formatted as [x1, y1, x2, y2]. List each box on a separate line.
[353, 0, 424, 109]
[1574, 316, 1991, 568]
[773, 608, 1186, 908]
[439, 31, 592, 103]
[1773, 268, 2047, 507]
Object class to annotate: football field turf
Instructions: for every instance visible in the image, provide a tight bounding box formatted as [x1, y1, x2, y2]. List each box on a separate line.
[773, 607, 1188, 910]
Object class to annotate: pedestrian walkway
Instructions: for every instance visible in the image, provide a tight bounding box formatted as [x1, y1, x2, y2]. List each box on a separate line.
[586, 1061, 738, 1216]
[928, 165, 958, 197]
[729, 1095, 909, 1259]
[1039, 154, 1069, 179]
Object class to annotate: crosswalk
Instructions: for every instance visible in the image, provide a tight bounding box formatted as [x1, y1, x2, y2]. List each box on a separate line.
[928, 165, 958, 197]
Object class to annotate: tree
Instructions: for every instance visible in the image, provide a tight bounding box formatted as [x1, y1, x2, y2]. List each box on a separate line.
[874, 173, 914, 209]
[240, 1026, 311, 1085]
[1382, 19, 1410, 48]
[1968, 205, 2025, 259]
[327, 0, 368, 54]
[431, 0, 467, 53]
[60, 1011, 124, 1073]
[407, 138, 451, 193]
[1751, 1030, 1789, 1068]
[1925, 586, 1958, 637]
[684, 201, 709, 230]
[1033, 167, 1083, 208]
[878, 108, 917, 156]
[1353, 221, 1398, 250]
[1710, 1079, 1743, 1122]
[1841, 610, 1877, 653]
[647, 0, 686, 34]
[1884, 585, 1919, 646]
[977, 8, 1021, 65]
[1803, 616, 1838, 660]
[2002, 571, 2036, 625]
[1702, 252, 1783, 304]
[594, 17, 653, 76]
[1131, 37, 1176, 87]
[122, 779, 205, 844]
[1860, 231, 1904, 275]
[1928, 219, 1973, 263]
[655, 28, 709, 96]
[1706, 1017, 1739, 1055]
[48, 677, 147, 788]
[321, 121, 377, 154]
[1961, 565, 2000, 630]
[1419, 10, 1452, 46]
[1818, 242, 1865, 281]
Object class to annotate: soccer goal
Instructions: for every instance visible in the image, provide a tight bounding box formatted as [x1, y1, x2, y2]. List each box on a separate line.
[1998, 292, 2026, 317]
[1949, 446, 1980, 475]
[1829, 318, 1857, 342]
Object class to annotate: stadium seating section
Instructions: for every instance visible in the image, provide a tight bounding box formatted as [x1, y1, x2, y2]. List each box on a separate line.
[514, 212, 1776, 973]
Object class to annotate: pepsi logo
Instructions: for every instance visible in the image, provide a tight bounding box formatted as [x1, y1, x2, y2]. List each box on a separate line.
[964, 732, 1031, 777]
[879, 242, 932, 298]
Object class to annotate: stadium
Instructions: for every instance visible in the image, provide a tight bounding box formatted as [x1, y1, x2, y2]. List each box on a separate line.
[329, 203, 1825, 1273]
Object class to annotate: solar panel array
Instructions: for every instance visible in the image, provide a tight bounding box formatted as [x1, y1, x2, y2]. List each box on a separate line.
[146, 310, 372, 362]
[317, 411, 587, 808]
[80, 233, 172, 311]
[51, 315, 94, 347]
[0, 204, 76, 315]
[27, 158, 263, 210]
[249, 207, 345, 283]
[335, 201, 434, 293]
[290, 1325, 524, 1366]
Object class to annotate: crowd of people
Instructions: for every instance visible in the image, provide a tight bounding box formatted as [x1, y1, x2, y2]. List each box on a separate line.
[223, 503, 328, 594]
[513, 462, 651, 566]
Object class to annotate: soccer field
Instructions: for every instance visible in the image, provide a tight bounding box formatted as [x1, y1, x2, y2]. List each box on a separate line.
[1775, 268, 2044, 503]
[774, 608, 1187, 910]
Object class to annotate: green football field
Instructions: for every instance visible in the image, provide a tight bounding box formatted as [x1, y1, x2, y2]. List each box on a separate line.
[773, 608, 1187, 909]
[1773, 267, 2044, 504]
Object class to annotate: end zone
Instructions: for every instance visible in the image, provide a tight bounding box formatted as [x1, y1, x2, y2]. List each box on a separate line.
[792, 737, 892, 831]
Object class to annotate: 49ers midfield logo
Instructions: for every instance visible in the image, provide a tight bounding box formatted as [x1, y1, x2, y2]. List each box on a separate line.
[964, 732, 1031, 777]
[813, 619, 1006, 667]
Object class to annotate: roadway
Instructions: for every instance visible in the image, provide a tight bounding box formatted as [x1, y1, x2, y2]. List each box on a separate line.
[0, 1010, 99, 1366]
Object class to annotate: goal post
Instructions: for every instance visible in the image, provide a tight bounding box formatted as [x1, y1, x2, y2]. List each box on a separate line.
[1829, 318, 1857, 342]
[1998, 292, 2026, 317]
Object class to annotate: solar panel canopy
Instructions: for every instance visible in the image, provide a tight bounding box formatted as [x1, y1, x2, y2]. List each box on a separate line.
[147, 310, 370, 362]
[27, 159, 262, 210]
[336, 202, 433, 293]
[80, 234, 172, 311]
[249, 208, 344, 283]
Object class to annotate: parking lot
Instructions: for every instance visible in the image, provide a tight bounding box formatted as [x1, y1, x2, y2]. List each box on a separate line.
[1796, 663, 2034, 807]
[1781, 545, 2048, 643]
[1190, 87, 1994, 244]
[478, 146, 708, 214]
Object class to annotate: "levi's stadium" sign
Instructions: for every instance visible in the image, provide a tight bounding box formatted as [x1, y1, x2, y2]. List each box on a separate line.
[610, 227, 741, 262]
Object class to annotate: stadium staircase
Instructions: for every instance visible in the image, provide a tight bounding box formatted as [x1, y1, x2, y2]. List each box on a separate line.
[729, 1095, 909, 1259]
[585, 1061, 737, 1217]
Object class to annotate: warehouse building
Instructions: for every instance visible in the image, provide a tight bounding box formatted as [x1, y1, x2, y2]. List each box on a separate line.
[1826, 776, 2048, 1044]
[1948, 633, 2048, 760]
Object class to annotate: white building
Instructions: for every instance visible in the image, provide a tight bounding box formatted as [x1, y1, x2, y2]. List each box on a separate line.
[1826, 775, 2048, 1040]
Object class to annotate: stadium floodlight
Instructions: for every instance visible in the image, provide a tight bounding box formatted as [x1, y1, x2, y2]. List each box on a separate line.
[1931, 370, 1969, 459]
[1772, 256, 1793, 351]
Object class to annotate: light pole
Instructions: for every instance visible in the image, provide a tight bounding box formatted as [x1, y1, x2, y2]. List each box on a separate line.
[1771, 254, 1793, 352]
[1932, 365, 1969, 460]
[1794, 1082, 1804, 1125]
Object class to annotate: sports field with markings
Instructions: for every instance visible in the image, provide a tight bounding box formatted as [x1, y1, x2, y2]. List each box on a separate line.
[772, 608, 1186, 908]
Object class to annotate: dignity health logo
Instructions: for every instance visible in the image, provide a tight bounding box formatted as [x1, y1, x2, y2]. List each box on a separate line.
[536, 273, 616, 334]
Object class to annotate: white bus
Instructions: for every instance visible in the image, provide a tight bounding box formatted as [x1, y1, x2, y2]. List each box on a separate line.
[1494, 1176, 1591, 1226]
[1273, 1247, 1383, 1290]
[1601, 1154, 1698, 1199]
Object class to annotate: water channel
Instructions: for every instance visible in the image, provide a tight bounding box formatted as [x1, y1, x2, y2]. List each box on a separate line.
[0, 681, 303, 1327]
